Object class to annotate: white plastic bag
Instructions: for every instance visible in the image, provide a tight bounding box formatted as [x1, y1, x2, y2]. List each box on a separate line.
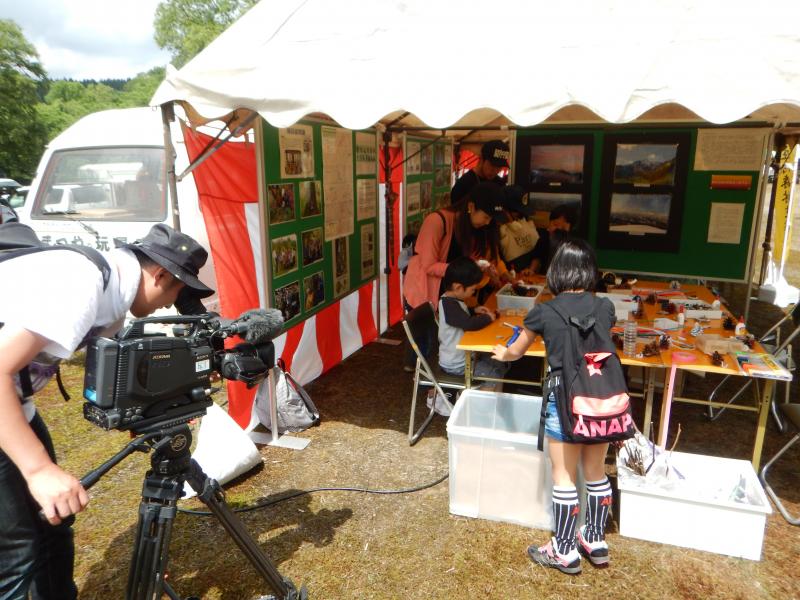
[255, 363, 320, 433]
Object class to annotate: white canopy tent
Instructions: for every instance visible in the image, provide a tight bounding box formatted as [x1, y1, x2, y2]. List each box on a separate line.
[153, 0, 800, 136]
[150, 0, 800, 430]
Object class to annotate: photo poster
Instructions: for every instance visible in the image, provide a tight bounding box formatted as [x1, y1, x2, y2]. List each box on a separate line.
[279, 124, 315, 178]
[322, 125, 355, 241]
[263, 120, 379, 325]
[360, 222, 376, 279]
[405, 135, 450, 233]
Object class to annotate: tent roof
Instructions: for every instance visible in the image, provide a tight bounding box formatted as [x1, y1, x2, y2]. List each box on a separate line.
[152, 0, 800, 138]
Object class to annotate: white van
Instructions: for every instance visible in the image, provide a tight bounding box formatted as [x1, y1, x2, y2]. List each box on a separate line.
[17, 107, 218, 310]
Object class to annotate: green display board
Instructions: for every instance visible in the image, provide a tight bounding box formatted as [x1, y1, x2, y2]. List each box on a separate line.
[514, 127, 766, 281]
[404, 135, 453, 235]
[262, 120, 378, 325]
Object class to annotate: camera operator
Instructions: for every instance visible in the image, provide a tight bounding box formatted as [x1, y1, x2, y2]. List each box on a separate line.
[0, 224, 214, 600]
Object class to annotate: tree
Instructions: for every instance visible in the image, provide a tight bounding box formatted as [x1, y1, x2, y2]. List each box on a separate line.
[0, 19, 48, 182]
[154, 0, 259, 68]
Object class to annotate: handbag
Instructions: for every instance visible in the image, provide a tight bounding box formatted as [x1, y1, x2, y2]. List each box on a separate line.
[255, 359, 320, 433]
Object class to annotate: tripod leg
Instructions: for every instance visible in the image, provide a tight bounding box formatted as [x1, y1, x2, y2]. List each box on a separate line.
[127, 476, 182, 600]
[185, 459, 306, 600]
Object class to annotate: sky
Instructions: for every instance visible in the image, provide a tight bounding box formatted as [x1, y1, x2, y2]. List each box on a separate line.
[1, 0, 172, 80]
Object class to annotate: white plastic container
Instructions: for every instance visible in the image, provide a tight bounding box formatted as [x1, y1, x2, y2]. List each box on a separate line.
[447, 390, 553, 530]
[617, 451, 772, 560]
[495, 283, 541, 315]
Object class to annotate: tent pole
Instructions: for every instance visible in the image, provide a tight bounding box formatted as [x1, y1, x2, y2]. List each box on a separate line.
[161, 103, 182, 232]
[382, 129, 394, 328]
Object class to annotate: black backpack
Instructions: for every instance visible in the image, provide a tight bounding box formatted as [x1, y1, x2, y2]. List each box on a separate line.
[539, 296, 635, 449]
[0, 221, 111, 399]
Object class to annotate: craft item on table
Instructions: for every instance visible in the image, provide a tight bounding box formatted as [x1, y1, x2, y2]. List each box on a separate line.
[734, 351, 793, 381]
[645, 292, 657, 305]
[669, 280, 681, 290]
[710, 351, 725, 367]
[671, 350, 696, 362]
[711, 295, 722, 310]
[734, 315, 747, 336]
[653, 317, 681, 331]
[659, 334, 671, 350]
[633, 300, 645, 319]
[602, 272, 619, 287]
[695, 333, 748, 355]
[510, 283, 539, 297]
[502, 322, 522, 347]
[690, 322, 703, 337]
[738, 334, 756, 349]
[722, 315, 736, 331]
[677, 304, 685, 326]
[642, 338, 661, 357]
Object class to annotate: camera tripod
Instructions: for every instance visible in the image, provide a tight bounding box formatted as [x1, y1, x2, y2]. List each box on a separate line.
[81, 423, 307, 600]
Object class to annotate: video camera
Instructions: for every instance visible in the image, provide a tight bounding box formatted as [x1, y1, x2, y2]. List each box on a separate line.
[82, 309, 284, 433]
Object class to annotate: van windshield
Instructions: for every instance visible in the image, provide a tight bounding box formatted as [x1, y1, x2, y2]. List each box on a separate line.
[32, 147, 167, 222]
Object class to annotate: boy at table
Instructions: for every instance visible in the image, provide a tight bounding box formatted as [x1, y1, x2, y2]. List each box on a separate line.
[438, 257, 508, 388]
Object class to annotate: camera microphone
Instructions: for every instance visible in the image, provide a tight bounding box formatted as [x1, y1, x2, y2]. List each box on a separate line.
[231, 308, 284, 344]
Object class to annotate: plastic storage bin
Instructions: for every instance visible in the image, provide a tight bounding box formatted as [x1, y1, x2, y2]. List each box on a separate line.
[617, 451, 772, 560]
[495, 283, 541, 315]
[447, 389, 553, 530]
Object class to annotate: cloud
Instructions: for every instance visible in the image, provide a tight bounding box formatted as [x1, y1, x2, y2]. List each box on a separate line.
[4, 0, 172, 79]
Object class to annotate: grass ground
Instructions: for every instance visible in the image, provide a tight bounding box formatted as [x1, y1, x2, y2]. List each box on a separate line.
[41, 279, 800, 599]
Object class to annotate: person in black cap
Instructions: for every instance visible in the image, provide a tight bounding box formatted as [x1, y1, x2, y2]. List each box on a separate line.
[450, 139, 510, 205]
[529, 204, 577, 275]
[0, 223, 213, 599]
[498, 185, 541, 273]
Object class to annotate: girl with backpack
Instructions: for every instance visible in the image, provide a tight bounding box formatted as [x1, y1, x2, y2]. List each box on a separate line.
[493, 237, 632, 575]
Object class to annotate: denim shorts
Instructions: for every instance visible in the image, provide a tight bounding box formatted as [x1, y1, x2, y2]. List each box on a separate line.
[544, 392, 569, 442]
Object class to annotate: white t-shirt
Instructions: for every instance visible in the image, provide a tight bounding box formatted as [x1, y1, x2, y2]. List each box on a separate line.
[0, 248, 141, 417]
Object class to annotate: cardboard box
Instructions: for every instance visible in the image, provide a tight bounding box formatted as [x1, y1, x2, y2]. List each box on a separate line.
[447, 390, 554, 530]
[617, 451, 771, 560]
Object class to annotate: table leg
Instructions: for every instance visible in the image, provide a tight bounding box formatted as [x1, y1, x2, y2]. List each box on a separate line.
[752, 378, 774, 469]
[465, 351, 472, 389]
[642, 368, 655, 439]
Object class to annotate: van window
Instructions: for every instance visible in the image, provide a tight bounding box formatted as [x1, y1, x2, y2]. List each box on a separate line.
[32, 147, 167, 222]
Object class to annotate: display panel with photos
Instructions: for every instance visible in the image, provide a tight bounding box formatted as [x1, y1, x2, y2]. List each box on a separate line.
[513, 135, 593, 236]
[596, 133, 690, 252]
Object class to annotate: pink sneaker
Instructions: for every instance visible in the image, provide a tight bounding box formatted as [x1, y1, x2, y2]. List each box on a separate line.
[576, 526, 610, 567]
[527, 538, 581, 575]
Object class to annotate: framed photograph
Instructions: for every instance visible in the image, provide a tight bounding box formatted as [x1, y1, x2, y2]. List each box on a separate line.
[420, 180, 432, 212]
[333, 237, 349, 297]
[530, 144, 585, 186]
[434, 167, 450, 188]
[434, 144, 445, 166]
[299, 180, 322, 218]
[514, 135, 593, 237]
[613, 143, 678, 186]
[609, 193, 672, 235]
[360, 223, 376, 279]
[420, 144, 433, 173]
[406, 181, 420, 215]
[301, 227, 324, 267]
[406, 141, 421, 175]
[597, 132, 690, 253]
[528, 192, 583, 230]
[271, 233, 298, 277]
[274, 281, 300, 322]
[279, 125, 314, 178]
[267, 183, 295, 225]
[437, 191, 451, 208]
[303, 271, 325, 311]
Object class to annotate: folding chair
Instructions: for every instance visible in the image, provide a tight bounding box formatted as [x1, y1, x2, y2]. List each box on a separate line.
[759, 402, 800, 525]
[707, 303, 800, 430]
[402, 302, 466, 446]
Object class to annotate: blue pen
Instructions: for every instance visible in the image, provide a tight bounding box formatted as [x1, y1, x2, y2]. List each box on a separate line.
[503, 322, 521, 347]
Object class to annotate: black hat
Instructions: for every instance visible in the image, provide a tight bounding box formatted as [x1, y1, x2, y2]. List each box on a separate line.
[503, 185, 534, 217]
[468, 182, 506, 219]
[118, 224, 214, 298]
[481, 140, 510, 168]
